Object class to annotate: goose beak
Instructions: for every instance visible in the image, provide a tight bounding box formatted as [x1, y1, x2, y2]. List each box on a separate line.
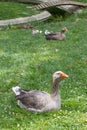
[61, 72, 68, 79]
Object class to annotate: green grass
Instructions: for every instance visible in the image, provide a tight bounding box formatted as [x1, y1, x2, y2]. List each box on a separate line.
[0, 2, 40, 20]
[0, 2, 87, 130]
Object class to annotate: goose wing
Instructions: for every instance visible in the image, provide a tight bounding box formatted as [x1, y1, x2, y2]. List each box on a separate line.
[16, 90, 50, 110]
[46, 32, 59, 36]
[45, 32, 62, 40]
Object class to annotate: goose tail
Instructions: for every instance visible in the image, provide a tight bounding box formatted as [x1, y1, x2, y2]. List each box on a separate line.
[45, 30, 51, 35]
[12, 86, 21, 95]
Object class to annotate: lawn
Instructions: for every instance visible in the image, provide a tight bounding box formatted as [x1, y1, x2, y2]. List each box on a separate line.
[0, 2, 40, 20]
[0, 1, 87, 130]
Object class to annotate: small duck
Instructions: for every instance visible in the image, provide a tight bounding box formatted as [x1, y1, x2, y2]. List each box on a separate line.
[45, 27, 68, 40]
[12, 71, 68, 112]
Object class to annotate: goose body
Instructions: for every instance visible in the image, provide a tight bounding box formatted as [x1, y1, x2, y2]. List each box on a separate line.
[12, 71, 68, 112]
[45, 27, 68, 40]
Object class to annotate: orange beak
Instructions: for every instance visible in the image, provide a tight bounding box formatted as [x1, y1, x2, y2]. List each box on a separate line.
[61, 72, 68, 79]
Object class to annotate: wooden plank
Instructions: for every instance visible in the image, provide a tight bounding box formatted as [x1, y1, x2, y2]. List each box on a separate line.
[33, 0, 87, 10]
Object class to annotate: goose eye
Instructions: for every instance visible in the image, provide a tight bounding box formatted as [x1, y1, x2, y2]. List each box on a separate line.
[56, 72, 60, 75]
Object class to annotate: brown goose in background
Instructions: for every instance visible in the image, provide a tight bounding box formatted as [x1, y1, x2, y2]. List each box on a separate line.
[45, 27, 68, 40]
[12, 71, 68, 112]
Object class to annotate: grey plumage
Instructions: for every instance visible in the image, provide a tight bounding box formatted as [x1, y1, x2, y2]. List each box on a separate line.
[12, 71, 68, 112]
[45, 27, 68, 40]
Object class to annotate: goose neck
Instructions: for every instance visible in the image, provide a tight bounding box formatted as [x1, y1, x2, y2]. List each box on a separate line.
[51, 80, 60, 96]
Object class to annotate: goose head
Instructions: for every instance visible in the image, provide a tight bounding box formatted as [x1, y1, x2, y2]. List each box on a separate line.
[53, 71, 68, 83]
[61, 27, 68, 33]
[51, 71, 68, 96]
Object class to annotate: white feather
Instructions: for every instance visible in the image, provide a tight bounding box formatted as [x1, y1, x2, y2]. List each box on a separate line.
[45, 30, 51, 35]
[12, 86, 21, 95]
